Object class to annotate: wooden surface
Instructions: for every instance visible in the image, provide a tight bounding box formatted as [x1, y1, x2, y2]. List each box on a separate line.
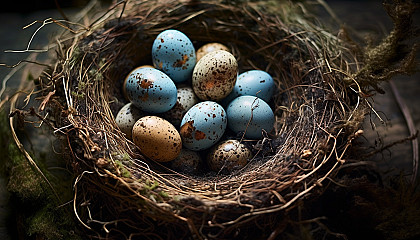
[0, 1, 419, 239]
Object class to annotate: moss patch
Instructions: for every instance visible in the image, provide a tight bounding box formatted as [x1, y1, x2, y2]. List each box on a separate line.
[0, 110, 84, 240]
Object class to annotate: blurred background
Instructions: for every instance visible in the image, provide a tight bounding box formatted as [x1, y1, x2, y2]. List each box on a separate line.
[1, 0, 95, 13]
[0, 0, 419, 239]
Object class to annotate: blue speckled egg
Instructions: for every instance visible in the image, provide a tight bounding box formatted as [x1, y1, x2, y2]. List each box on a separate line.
[123, 65, 154, 101]
[227, 96, 274, 139]
[152, 29, 196, 83]
[220, 70, 275, 106]
[180, 101, 227, 151]
[125, 67, 177, 113]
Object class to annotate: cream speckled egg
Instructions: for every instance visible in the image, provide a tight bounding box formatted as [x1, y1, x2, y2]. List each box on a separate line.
[122, 65, 154, 101]
[170, 148, 202, 174]
[132, 116, 182, 162]
[160, 86, 199, 126]
[115, 103, 144, 139]
[192, 50, 238, 101]
[207, 140, 252, 173]
[196, 43, 230, 62]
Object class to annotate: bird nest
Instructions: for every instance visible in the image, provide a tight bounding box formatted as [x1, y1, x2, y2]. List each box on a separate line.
[12, 0, 417, 239]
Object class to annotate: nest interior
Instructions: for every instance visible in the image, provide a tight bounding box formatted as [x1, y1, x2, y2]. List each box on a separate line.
[33, 0, 377, 239]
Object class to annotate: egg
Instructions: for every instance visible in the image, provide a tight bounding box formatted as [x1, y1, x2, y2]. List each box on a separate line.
[122, 65, 154, 101]
[170, 148, 202, 174]
[180, 101, 227, 151]
[221, 70, 275, 106]
[160, 86, 199, 126]
[192, 50, 238, 101]
[207, 140, 252, 172]
[227, 96, 275, 139]
[115, 103, 144, 139]
[152, 29, 196, 83]
[125, 67, 177, 113]
[132, 116, 182, 162]
[196, 43, 230, 62]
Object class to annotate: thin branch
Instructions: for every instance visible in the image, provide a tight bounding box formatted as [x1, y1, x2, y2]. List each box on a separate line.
[389, 79, 419, 184]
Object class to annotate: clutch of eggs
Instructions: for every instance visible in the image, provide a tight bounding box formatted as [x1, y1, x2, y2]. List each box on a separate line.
[115, 29, 278, 173]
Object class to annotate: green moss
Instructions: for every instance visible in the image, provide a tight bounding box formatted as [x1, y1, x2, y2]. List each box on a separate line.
[27, 207, 63, 240]
[159, 191, 169, 198]
[114, 159, 132, 178]
[351, 0, 419, 92]
[71, 91, 85, 99]
[144, 179, 159, 191]
[6, 144, 45, 201]
[23, 201, 83, 240]
[122, 152, 131, 161]
[0, 110, 84, 240]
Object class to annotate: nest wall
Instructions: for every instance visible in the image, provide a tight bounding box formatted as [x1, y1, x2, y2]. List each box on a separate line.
[33, 0, 371, 239]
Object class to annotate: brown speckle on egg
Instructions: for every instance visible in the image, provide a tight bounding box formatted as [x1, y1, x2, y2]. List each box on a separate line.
[180, 120, 195, 139]
[173, 54, 189, 68]
[140, 79, 154, 89]
[138, 92, 149, 102]
[194, 130, 206, 140]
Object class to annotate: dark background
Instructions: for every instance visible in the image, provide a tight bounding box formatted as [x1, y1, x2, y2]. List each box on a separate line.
[1, 0, 95, 13]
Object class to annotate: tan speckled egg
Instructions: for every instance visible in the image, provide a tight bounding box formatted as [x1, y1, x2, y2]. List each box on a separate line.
[207, 140, 252, 172]
[122, 65, 154, 101]
[196, 43, 230, 62]
[132, 116, 182, 162]
[115, 103, 144, 139]
[192, 50, 238, 101]
[170, 148, 202, 174]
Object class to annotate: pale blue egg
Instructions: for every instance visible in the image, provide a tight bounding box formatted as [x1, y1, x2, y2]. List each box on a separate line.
[125, 67, 177, 113]
[180, 101, 227, 151]
[152, 29, 196, 83]
[227, 96, 274, 139]
[220, 70, 275, 106]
